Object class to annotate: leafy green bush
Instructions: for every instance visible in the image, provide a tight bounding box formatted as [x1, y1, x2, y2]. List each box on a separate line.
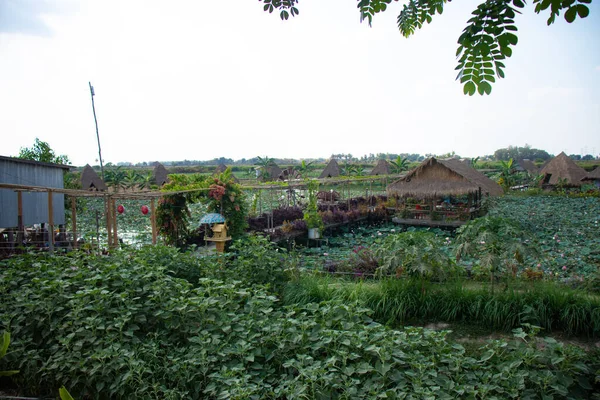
[455, 216, 535, 285]
[1, 250, 599, 398]
[375, 231, 457, 280]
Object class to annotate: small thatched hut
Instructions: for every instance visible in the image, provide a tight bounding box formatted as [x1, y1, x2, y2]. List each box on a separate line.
[539, 152, 587, 187]
[256, 164, 282, 181]
[319, 159, 341, 179]
[515, 159, 539, 175]
[582, 166, 600, 188]
[81, 164, 107, 191]
[214, 163, 228, 174]
[152, 162, 169, 187]
[278, 167, 301, 181]
[370, 159, 390, 176]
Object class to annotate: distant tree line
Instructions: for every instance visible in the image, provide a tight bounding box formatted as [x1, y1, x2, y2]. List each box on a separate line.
[493, 145, 552, 162]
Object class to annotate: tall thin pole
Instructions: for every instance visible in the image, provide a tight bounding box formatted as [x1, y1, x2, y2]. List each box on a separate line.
[89, 82, 104, 181]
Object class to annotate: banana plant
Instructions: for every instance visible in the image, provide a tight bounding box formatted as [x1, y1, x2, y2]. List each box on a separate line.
[390, 156, 409, 174]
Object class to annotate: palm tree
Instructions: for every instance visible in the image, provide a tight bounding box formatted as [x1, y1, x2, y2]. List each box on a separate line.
[137, 172, 154, 190]
[254, 156, 275, 181]
[390, 156, 409, 174]
[498, 158, 515, 191]
[105, 166, 127, 192]
[297, 160, 314, 178]
[123, 170, 141, 191]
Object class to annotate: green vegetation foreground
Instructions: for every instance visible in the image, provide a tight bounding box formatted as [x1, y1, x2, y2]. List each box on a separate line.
[1, 240, 600, 399]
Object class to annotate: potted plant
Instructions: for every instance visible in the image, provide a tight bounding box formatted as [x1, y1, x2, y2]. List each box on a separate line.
[303, 180, 324, 239]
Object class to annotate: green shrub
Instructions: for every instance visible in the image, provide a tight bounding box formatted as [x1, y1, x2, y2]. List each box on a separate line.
[375, 231, 457, 280]
[2, 249, 599, 399]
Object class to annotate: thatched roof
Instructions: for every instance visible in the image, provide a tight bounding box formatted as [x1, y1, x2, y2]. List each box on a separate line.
[278, 167, 301, 181]
[257, 164, 282, 181]
[516, 159, 539, 175]
[539, 152, 588, 186]
[370, 159, 390, 176]
[81, 164, 107, 191]
[215, 163, 227, 173]
[319, 159, 341, 179]
[387, 157, 503, 198]
[582, 166, 600, 181]
[152, 162, 169, 186]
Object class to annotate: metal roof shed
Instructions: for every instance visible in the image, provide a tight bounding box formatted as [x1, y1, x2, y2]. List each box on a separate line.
[0, 156, 71, 228]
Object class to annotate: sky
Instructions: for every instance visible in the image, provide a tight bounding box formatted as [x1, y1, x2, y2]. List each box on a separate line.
[1, 0, 599, 166]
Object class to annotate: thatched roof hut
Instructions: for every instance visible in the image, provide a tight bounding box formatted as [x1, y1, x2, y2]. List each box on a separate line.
[370, 159, 390, 176]
[387, 157, 503, 198]
[539, 152, 587, 186]
[152, 162, 169, 187]
[319, 159, 341, 179]
[215, 163, 228, 174]
[256, 164, 283, 181]
[278, 167, 301, 181]
[582, 166, 600, 185]
[213, 163, 239, 182]
[584, 166, 600, 179]
[515, 159, 539, 175]
[81, 164, 107, 191]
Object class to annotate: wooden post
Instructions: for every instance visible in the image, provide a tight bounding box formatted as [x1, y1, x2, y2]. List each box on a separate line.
[16, 191, 24, 246]
[467, 193, 473, 219]
[71, 197, 78, 248]
[48, 190, 54, 253]
[105, 196, 112, 249]
[111, 198, 118, 248]
[150, 198, 157, 245]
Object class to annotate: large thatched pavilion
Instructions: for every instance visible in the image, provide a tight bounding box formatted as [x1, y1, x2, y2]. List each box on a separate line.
[387, 157, 502, 226]
[539, 152, 588, 188]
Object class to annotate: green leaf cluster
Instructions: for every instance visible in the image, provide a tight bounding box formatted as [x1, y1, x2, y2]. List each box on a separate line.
[2, 244, 600, 398]
[18, 137, 70, 165]
[375, 231, 456, 279]
[264, 1, 593, 95]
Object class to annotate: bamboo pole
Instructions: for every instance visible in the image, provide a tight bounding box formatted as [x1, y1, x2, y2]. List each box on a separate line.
[48, 190, 54, 253]
[71, 197, 78, 248]
[150, 198, 157, 245]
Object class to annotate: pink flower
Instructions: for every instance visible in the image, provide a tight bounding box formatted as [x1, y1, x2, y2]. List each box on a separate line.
[562, 266, 567, 271]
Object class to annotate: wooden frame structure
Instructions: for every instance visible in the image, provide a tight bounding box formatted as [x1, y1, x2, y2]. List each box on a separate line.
[0, 182, 209, 253]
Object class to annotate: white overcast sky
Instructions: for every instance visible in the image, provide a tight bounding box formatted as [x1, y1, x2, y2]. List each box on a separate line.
[1, 0, 599, 166]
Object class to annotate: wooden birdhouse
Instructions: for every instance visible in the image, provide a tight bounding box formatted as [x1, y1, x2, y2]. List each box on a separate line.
[211, 223, 227, 239]
[204, 223, 231, 253]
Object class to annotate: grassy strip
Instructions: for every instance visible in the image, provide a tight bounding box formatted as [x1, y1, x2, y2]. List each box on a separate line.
[284, 275, 600, 337]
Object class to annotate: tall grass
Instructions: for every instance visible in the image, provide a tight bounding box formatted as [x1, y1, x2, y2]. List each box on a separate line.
[283, 276, 600, 336]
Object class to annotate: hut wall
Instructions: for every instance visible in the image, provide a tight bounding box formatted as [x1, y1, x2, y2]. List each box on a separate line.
[0, 158, 66, 228]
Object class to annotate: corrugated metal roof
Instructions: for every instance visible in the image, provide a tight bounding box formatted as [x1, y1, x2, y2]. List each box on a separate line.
[0, 155, 71, 170]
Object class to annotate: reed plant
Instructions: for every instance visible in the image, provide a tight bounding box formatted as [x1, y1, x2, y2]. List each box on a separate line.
[284, 276, 600, 336]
